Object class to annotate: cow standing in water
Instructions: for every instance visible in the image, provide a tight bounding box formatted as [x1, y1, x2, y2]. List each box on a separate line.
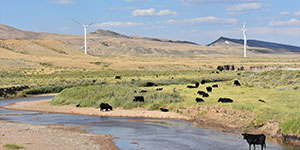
[242, 133, 266, 150]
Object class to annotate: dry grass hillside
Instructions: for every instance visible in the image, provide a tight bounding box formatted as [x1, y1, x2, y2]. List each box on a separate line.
[1, 24, 300, 71]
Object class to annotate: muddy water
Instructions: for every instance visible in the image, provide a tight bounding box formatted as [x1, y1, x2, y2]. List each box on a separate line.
[0, 96, 298, 150]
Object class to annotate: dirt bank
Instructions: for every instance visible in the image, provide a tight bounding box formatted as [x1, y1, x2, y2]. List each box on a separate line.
[0, 121, 118, 150]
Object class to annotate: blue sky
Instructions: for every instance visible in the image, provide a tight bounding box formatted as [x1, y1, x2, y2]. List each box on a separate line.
[0, 0, 299, 46]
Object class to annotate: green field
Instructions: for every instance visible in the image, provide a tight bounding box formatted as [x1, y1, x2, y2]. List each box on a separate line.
[1, 68, 300, 136]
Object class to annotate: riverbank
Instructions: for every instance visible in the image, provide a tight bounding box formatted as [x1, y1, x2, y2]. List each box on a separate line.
[2, 99, 300, 147]
[0, 121, 118, 150]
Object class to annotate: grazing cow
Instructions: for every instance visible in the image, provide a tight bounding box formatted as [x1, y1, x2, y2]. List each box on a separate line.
[234, 80, 241, 86]
[224, 65, 230, 71]
[231, 65, 235, 71]
[156, 88, 163, 91]
[237, 73, 241, 76]
[212, 84, 218, 88]
[133, 96, 144, 102]
[197, 91, 207, 96]
[115, 76, 121, 79]
[160, 108, 169, 112]
[131, 79, 136, 82]
[145, 82, 155, 87]
[100, 103, 113, 111]
[195, 98, 205, 102]
[76, 104, 81, 107]
[258, 99, 266, 103]
[140, 90, 147, 93]
[206, 86, 212, 92]
[195, 82, 200, 88]
[201, 80, 206, 85]
[187, 85, 197, 88]
[202, 93, 209, 97]
[242, 133, 266, 150]
[155, 75, 159, 77]
[218, 97, 233, 103]
[217, 66, 224, 71]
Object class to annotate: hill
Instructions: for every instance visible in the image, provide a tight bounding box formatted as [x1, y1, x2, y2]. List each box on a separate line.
[208, 36, 300, 54]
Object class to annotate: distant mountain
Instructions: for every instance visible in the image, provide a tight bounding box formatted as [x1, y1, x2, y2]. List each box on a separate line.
[208, 37, 300, 53]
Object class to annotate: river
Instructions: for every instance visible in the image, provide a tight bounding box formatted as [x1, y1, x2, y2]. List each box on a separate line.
[0, 96, 298, 150]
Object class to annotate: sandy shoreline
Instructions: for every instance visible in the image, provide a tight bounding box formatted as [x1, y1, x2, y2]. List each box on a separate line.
[2, 99, 191, 120]
[0, 121, 118, 150]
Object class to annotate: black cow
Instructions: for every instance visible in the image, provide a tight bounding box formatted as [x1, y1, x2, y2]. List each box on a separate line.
[100, 103, 113, 111]
[160, 108, 169, 112]
[197, 91, 207, 96]
[202, 93, 209, 97]
[217, 66, 224, 71]
[201, 80, 206, 85]
[195, 98, 205, 102]
[231, 65, 235, 71]
[145, 82, 155, 87]
[195, 82, 200, 88]
[76, 104, 81, 107]
[242, 133, 266, 150]
[258, 99, 266, 103]
[187, 85, 197, 88]
[237, 73, 241, 76]
[206, 86, 212, 92]
[133, 96, 144, 102]
[156, 88, 163, 91]
[115, 76, 121, 79]
[212, 84, 218, 88]
[140, 90, 147, 93]
[218, 97, 233, 103]
[224, 65, 230, 71]
[234, 80, 241, 86]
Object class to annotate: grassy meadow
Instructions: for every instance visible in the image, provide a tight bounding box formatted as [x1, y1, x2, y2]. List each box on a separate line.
[1, 55, 300, 137]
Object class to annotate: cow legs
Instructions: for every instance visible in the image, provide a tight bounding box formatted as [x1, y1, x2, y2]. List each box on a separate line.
[261, 144, 264, 150]
[249, 144, 251, 150]
[253, 145, 256, 150]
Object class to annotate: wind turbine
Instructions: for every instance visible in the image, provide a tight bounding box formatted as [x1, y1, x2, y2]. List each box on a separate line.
[242, 17, 248, 58]
[70, 18, 96, 55]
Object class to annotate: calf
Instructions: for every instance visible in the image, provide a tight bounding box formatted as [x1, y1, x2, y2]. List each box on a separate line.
[218, 97, 233, 103]
[133, 96, 144, 102]
[160, 108, 168, 112]
[195, 98, 205, 102]
[234, 80, 241, 86]
[242, 133, 266, 150]
[258, 99, 266, 103]
[206, 86, 212, 92]
[100, 103, 113, 111]
[212, 84, 218, 88]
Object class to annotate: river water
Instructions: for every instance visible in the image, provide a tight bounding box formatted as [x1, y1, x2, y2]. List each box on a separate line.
[0, 96, 298, 150]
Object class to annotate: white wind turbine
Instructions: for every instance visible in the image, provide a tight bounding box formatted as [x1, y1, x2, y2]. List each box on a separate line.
[71, 18, 96, 55]
[242, 17, 248, 58]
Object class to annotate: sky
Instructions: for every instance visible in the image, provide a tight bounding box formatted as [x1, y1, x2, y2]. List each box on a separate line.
[0, 0, 299, 46]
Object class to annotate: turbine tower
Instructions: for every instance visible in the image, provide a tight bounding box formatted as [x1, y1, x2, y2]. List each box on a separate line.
[242, 17, 248, 58]
[71, 18, 95, 55]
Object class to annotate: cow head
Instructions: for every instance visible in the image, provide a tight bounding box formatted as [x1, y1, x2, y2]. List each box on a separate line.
[241, 133, 248, 139]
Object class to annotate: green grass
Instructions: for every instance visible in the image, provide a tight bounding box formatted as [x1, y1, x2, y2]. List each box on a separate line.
[51, 84, 183, 109]
[2, 144, 23, 149]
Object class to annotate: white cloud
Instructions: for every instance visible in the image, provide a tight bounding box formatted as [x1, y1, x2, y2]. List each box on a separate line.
[167, 16, 237, 24]
[227, 3, 262, 12]
[94, 21, 143, 28]
[295, 10, 300, 16]
[132, 8, 155, 16]
[280, 11, 290, 15]
[49, 0, 73, 5]
[269, 18, 300, 26]
[155, 10, 177, 16]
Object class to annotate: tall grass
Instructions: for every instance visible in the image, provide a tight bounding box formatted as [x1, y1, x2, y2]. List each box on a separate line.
[51, 84, 183, 109]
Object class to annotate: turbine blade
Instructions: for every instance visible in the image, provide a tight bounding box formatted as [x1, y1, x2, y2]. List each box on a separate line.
[70, 17, 84, 28]
[86, 21, 96, 27]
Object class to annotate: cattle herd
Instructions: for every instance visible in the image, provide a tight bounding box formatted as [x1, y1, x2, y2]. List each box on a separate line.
[0, 85, 30, 97]
[83, 68, 267, 149]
